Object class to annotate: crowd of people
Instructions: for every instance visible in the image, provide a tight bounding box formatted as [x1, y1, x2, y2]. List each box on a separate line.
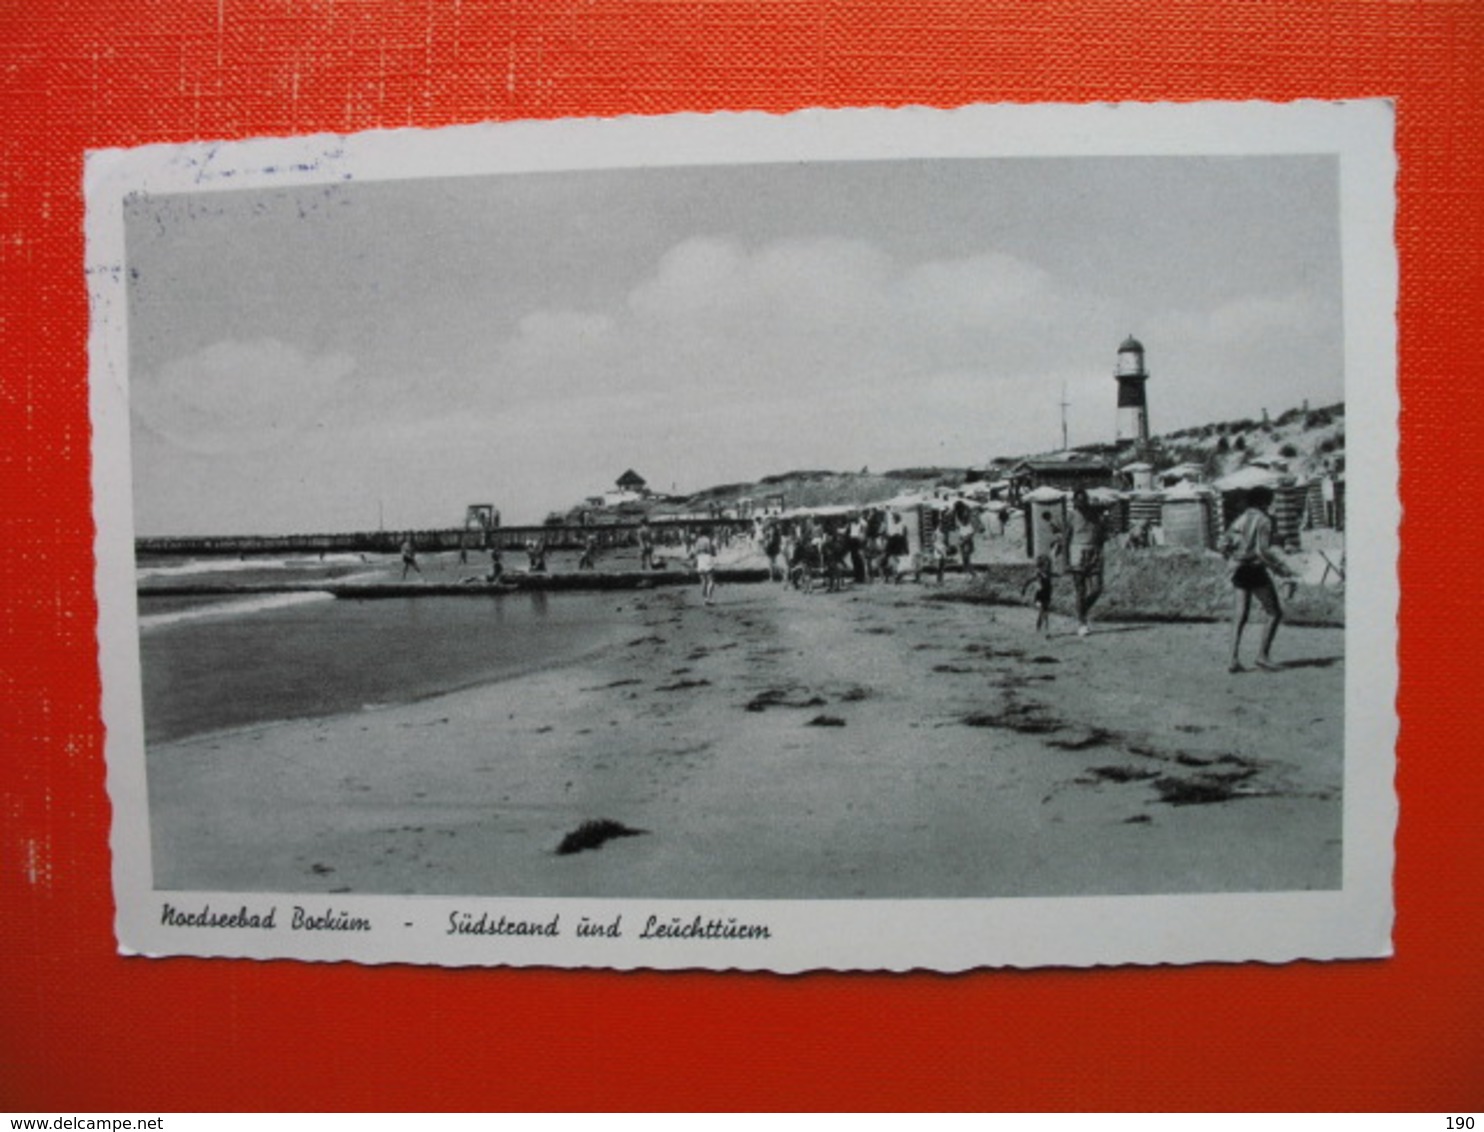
[749, 500, 988, 594]
[406, 483, 1307, 669]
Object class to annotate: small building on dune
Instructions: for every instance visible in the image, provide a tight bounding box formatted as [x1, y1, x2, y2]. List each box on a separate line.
[1008, 455, 1115, 501]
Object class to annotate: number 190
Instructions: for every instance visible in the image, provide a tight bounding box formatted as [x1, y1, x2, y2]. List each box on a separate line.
[1447, 1119, 1475, 1130]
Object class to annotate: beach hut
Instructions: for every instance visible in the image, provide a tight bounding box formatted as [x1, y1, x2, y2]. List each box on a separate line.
[1087, 486, 1129, 534]
[1304, 476, 1341, 530]
[1121, 461, 1155, 493]
[1271, 483, 1307, 549]
[1213, 464, 1287, 527]
[1127, 491, 1163, 539]
[1021, 486, 1067, 561]
[877, 493, 932, 566]
[1158, 462, 1208, 488]
[1160, 480, 1219, 550]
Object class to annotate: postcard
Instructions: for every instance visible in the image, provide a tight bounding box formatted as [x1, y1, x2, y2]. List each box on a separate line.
[88, 100, 1396, 969]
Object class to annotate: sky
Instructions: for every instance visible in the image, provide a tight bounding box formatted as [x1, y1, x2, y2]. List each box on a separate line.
[124, 153, 1343, 534]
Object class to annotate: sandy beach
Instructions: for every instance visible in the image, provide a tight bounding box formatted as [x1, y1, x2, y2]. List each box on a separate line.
[147, 568, 1344, 900]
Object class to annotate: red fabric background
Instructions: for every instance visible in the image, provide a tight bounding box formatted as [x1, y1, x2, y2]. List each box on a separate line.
[2, 1, 1479, 1111]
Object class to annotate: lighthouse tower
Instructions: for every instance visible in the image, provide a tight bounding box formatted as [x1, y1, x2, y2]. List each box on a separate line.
[1114, 335, 1150, 446]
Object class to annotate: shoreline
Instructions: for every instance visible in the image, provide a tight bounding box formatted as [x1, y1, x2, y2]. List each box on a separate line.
[147, 576, 1345, 900]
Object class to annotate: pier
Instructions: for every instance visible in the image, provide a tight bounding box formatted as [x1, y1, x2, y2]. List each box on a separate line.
[135, 519, 754, 559]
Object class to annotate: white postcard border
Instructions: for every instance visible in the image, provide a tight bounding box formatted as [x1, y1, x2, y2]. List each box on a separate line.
[89, 100, 1397, 971]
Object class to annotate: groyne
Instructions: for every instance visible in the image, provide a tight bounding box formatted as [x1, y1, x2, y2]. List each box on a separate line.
[139, 567, 774, 598]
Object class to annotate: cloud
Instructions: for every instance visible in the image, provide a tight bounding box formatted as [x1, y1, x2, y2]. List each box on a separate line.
[489, 236, 1078, 408]
[133, 339, 356, 454]
[1150, 288, 1321, 346]
[507, 310, 617, 363]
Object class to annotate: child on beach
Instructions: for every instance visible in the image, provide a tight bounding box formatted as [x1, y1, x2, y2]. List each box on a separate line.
[1022, 554, 1057, 635]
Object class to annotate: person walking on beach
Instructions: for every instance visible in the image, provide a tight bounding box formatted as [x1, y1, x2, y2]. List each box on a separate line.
[847, 513, 868, 584]
[400, 534, 422, 580]
[1067, 488, 1106, 637]
[885, 511, 911, 583]
[638, 519, 655, 571]
[692, 527, 718, 605]
[763, 521, 784, 582]
[929, 518, 949, 584]
[525, 537, 548, 573]
[822, 527, 848, 592]
[865, 510, 887, 583]
[1222, 485, 1298, 673]
[955, 500, 982, 573]
[578, 533, 598, 571]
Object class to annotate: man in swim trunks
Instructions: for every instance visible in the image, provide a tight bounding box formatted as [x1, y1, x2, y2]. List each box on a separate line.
[1067, 488, 1105, 636]
[1223, 485, 1297, 672]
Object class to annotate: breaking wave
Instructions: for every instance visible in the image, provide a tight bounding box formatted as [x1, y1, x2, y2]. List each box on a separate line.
[139, 590, 335, 630]
[136, 554, 368, 580]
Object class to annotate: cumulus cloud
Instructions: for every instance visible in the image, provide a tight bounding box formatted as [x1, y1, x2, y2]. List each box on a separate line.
[491, 236, 1078, 411]
[133, 339, 356, 454]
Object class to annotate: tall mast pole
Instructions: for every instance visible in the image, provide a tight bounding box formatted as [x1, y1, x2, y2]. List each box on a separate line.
[1060, 382, 1070, 451]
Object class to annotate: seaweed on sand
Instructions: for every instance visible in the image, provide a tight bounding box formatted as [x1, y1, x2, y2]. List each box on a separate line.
[1152, 768, 1261, 806]
[556, 819, 647, 855]
[1046, 727, 1120, 751]
[745, 687, 828, 712]
[1081, 765, 1160, 784]
[960, 703, 1062, 735]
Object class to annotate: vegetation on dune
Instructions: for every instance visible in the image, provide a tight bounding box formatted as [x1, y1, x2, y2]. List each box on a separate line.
[646, 400, 1344, 518]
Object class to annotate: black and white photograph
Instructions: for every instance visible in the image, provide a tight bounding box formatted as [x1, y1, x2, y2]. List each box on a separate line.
[89, 102, 1396, 969]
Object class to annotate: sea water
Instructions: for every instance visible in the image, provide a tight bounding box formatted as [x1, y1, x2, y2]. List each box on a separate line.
[137, 569, 637, 744]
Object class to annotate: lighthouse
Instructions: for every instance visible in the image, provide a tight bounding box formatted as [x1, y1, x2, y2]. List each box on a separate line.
[1114, 335, 1150, 446]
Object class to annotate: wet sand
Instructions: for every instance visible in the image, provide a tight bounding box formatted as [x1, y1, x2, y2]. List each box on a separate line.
[148, 577, 1344, 898]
